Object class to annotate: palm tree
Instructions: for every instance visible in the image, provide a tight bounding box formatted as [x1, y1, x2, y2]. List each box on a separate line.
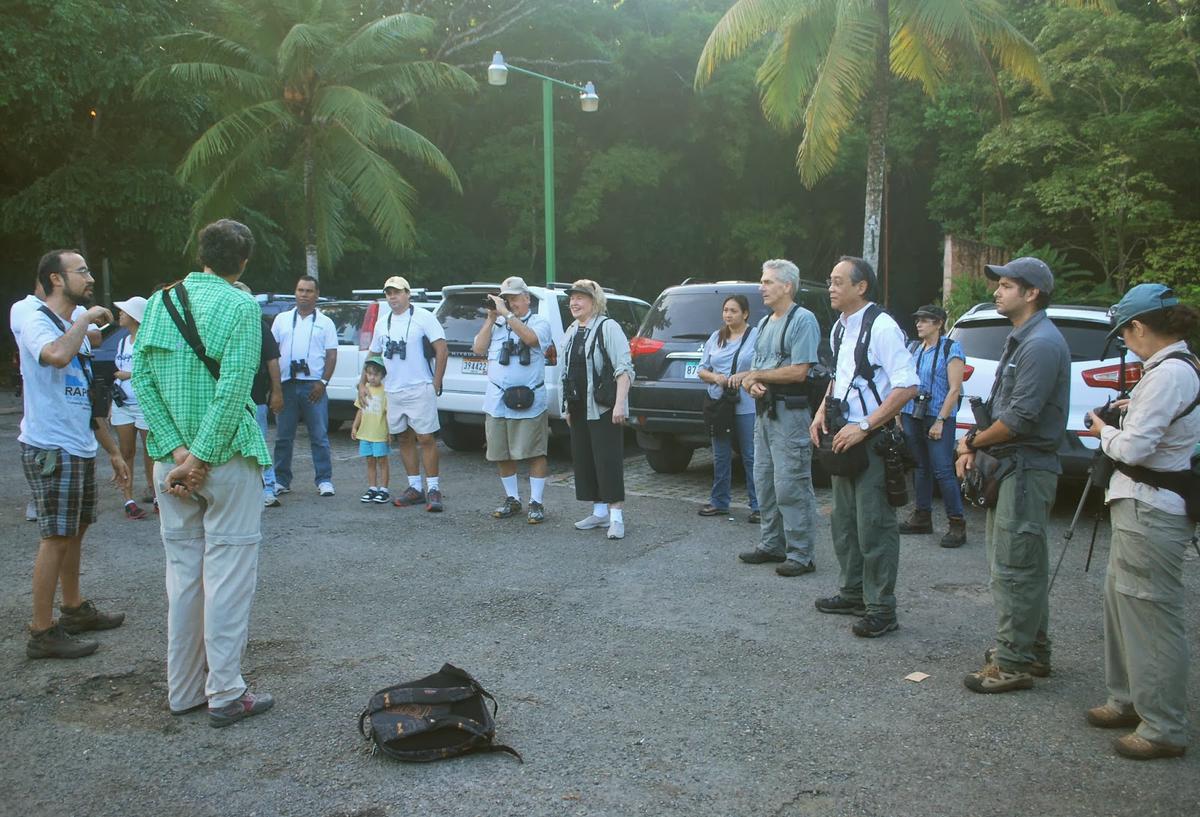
[138, 0, 476, 279]
[696, 0, 1108, 275]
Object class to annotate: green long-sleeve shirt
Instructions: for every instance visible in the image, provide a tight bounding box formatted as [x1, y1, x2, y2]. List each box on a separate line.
[132, 272, 271, 467]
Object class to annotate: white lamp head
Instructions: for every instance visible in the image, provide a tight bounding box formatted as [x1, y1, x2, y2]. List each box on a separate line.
[488, 52, 508, 86]
[580, 81, 599, 113]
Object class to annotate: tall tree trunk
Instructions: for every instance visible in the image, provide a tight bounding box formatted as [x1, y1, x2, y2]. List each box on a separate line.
[304, 144, 319, 281]
[861, 0, 889, 278]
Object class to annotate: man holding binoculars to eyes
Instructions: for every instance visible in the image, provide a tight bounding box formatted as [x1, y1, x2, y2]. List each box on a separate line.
[473, 276, 554, 524]
[271, 275, 338, 497]
[366, 276, 448, 512]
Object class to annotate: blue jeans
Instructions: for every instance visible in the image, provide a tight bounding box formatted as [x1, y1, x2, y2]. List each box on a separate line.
[902, 413, 964, 519]
[710, 412, 758, 510]
[255, 404, 277, 493]
[273, 380, 333, 488]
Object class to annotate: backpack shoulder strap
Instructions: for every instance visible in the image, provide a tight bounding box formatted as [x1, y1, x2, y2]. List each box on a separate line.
[1163, 351, 1200, 423]
[854, 304, 884, 403]
[162, 285, 221, 380]
[778, 304, 799, 357]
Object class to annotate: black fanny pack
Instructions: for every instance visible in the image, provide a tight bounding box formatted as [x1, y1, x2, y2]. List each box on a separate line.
[494, 382, 543, 411]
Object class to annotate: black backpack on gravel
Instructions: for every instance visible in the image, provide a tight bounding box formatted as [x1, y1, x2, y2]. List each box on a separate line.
[358, 664, 522, 763]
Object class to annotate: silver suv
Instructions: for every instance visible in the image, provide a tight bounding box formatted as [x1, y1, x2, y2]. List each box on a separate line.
[434, 283, 651, 450]
[948, 303, 1142, 476]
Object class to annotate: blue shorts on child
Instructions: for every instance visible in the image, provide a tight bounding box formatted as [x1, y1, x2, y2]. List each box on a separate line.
[359, 440, 389, 458]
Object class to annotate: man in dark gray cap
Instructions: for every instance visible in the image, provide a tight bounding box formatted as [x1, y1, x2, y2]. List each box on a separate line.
[955, 256, 1070, 693]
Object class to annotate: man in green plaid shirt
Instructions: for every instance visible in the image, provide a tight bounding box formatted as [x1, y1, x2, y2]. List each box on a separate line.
[132, 219, 275, 728]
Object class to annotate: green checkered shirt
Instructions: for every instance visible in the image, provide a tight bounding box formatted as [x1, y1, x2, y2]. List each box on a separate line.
[132, 272, 271, 467]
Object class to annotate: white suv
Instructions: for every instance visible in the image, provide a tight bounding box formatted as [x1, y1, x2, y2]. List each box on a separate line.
[948, 303, 1142, 476]
[434, 283, 651, 450]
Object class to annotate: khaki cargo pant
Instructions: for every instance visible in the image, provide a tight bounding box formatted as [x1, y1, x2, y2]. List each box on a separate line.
[830, 442, 899, 619]
[985, 466, 1057, 671]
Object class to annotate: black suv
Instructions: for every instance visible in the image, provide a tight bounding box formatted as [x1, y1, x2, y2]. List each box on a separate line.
[628, 279, 835, 473]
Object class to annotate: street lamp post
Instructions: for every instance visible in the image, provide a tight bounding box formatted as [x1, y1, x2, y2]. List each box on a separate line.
[488, 52, 598, 286]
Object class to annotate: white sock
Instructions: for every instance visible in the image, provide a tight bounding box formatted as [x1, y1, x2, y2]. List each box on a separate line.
[427, 477, 440, 491]
[408, 475, 422, 490]
[124, 499, 135, 507]
[368, 486, 377, 492]
[529, 477, 546, 503]
[610, 508, 624, 524]
[592, 502, 609, 519]
[500, 475, 519, 499]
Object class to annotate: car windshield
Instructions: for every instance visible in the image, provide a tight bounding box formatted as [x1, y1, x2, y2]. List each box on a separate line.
[437, 291, 542, 347]
[640, 291, 771, 341]
[951, 317, 1116, 362]
[320, 303, 369, 345]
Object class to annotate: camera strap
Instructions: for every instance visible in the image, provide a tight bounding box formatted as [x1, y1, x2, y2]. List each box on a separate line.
[912, 337, 948, 395]
[37, 305, 100, 429]
[727, 322, 753, 377]
[291, 308, 319, 363]
[162, 284, 221, 380]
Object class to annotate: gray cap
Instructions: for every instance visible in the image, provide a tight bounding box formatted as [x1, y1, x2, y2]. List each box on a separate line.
[499, 276, 530, 296]
[984, 256, 1054, 293]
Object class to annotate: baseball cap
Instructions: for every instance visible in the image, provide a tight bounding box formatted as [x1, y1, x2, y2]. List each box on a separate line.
[363, 355, 386, 371]
[382, 275, 410, 292]
[912, 304, 947, 322]
[500, 276, 530, 296]
[984, 257, 1054, 293]
[114, 296, 148, 324]
[1106, 283, 1179, 340]
[566, 280, 599, 299]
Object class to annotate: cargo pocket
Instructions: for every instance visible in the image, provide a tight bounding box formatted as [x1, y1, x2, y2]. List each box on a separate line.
[994, 517, 1043, 569]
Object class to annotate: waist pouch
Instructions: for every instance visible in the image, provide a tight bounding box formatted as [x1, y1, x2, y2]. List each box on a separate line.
[962, 449, 1016, 509]
[498, 383, 541, 411]
[815, 430, 869, 478]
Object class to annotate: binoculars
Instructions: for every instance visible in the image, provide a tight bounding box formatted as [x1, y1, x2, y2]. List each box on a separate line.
[911, 392, 931, 421]
[289, 359, 311, 378]
[383, 339, 407, 360]
[498, 339, 531, 367]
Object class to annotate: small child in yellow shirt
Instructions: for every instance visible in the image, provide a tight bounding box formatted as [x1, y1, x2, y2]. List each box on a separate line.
[351, 357, 390, 503]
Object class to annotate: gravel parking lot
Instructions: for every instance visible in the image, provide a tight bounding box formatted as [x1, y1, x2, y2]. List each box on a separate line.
[1, 391, 1197, 817]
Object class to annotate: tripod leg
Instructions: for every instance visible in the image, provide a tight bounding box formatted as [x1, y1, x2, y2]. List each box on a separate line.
[1084, 513, 1102, 573]
[1050, 473, 1094, 593]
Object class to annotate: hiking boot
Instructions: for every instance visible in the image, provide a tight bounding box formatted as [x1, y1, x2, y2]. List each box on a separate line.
[748, 510, 761, 524]
[814, 595, 866, 616]
[360, 488, 379, 503]
[1112, 734, 1187, 761]
[940, 516, 967, 548]
[1086, 704, 1141, 729]
[425, 489, 443, 513]
[123, 501, 148, 520]
[738, 549, 786, 564]
[393, 487, 425, 507]
[984, 646, 1051, 678]
[59, 600, 125, 634]
[493, 496, 522, 519]
[372, 488, 390, 504]
[208, 691, 275, 729]
[26, 623, 98, 659]
[963, 662, 1034, 694]
[776, 560, 816, 577]
[574, 514, 609, 530]
[698, 504, 728, 517]
[899, 508, 933, 534]
[852, 614, 899, 638]
[527, 501, 545, 524]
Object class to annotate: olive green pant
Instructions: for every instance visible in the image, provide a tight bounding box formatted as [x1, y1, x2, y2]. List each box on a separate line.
[830, 442, 899, 619]
[1104, 498, 1192, 747]
[985, 466, 1057, 671]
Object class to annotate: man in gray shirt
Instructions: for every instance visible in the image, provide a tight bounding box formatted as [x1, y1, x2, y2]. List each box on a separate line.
[733, 259, 822, 577]
[955, 257, 1070, 694]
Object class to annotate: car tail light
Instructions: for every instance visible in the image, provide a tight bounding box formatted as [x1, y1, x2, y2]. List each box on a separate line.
[545, 343, 558, 366]
[360, 302, 379, 350]
[629, 337, 664, 358]
[962, 364, 974, 381]
[1081, 362, 1143, 390]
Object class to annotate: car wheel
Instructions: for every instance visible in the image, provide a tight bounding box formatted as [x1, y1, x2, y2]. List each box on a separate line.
[645, 445, 694, 474]
[439, 417, 484, 451]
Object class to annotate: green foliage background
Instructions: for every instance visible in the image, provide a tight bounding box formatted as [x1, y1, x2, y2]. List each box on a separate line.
[2, 0, 1197, 342]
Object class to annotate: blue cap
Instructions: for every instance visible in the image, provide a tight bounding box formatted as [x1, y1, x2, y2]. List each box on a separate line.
[1107, 283, 1180, 339]
[984, 256, 1054, 294]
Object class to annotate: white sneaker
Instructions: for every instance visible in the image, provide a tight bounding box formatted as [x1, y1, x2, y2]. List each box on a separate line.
[274, 484, 292, 495]
[574, 514, 609, 530]
[263, 491, 280, 508]
[606, 520, 625, 540]
[318, 482, 335, 497]
[25, 500, 37, 522]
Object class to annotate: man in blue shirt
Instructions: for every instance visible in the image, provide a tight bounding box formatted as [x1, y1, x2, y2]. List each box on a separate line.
[473, 277, 555, 524]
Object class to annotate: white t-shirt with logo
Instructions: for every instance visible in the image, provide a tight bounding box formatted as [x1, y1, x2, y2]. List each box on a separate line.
[10, 294, 90, 344]
[113, 334, 139, 408]
[17, 308, 97, 458]
[272, 307, 338, 381]
[369, 306, 446, 391]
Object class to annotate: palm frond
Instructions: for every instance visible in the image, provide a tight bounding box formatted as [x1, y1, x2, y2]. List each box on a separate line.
[312, 85, 391, 142]
[187, 127, 281, 232]
[325, 14, 439, 80]
[890, 21, 949, 95]
[696, 0, 812, 87]
[322, 127, 419, 254]
[150, 30, 273, 75]
[136, 62, 275, 103]
[178, 100, 295, 183]
[373, 120, 462, 193]
[349, 61, 477, 107]
[756, 4, 838, 130]
[276, 21, 340, 82]
[965, 8, 1048, 94]
[312, 171, 352, 269]
[797, 1, 880, 185]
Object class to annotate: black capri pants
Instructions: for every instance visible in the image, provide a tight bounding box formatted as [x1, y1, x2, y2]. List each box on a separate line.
[568, 401, 625, 503]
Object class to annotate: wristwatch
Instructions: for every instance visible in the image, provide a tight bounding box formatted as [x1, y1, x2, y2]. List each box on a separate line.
[964, 428, 978, 451]
[321, 378, 330, 386]
[857, 419, 871, 432]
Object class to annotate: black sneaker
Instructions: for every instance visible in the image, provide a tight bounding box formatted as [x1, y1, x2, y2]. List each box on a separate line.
[493, 496, 522, 519]
[852, 614, 899, 638]
[527, 500, 546, 524]
[372, 488, 390, 504]
[26, 622, 98, 659]
[775, 560, 816, 577]
[814, 595, 867, 616]
[59, 599, 125, 634]
[738, 549, 786, 564]
[360, 488, 378, 503]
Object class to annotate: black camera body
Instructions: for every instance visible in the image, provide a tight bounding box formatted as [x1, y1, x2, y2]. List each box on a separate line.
[383, 338, 407, 360]
[111, 380, 128, 408]
[563, 378, 584, 404]
[912, 392, 931, 421]
[824, 395, 849, 434]
[289, 359, 311, 378]
[968, 395, 992, 430]
[1083, 399, 1122, 430]
[875, 426, 916, 507]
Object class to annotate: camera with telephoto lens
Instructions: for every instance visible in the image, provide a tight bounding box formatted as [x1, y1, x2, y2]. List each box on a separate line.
[824, 395, 849, 434]
[289, 359, 311, 378]
[969, 396, 992, 430]
[875, 426, 916, 507]
[111, 381, 128, 408]
[1083, 399, 1122, 430]
[912, 392, 931, 421]
[383, 338, 407, 360]
[481, 292, 503, 310]
[563, 376, 583, 404]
